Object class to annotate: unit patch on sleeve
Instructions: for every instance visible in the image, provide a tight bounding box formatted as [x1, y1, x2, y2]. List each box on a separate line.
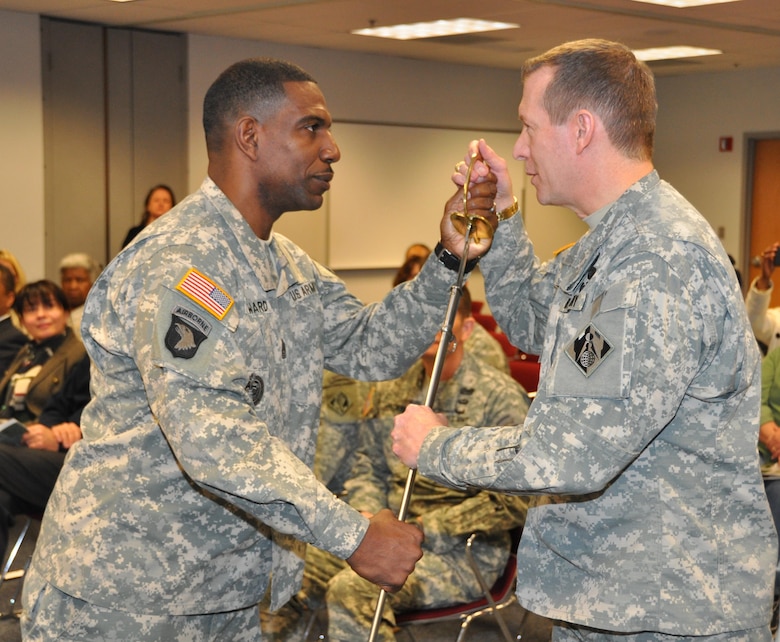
[565, 323, 613, 377]
[165, 305, 212, 359]
[176, 268, 234, 320]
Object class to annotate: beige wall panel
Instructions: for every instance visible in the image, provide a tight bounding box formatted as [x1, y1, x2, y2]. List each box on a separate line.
[42, 18, 106, 278]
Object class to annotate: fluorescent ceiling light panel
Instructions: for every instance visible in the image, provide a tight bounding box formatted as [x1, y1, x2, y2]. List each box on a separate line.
[633, 45, 722, 61]
[631, 0, 741, 7]
[352, 18, 518, 40]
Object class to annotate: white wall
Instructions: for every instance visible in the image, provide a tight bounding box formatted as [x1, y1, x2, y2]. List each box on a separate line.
[655, 67, 780, 267]
[0, 10, 44, 281]
[187, 34, 584, 304]
[186, 34, 526, 191]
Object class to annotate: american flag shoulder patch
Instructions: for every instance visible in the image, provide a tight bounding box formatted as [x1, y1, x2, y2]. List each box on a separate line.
[176, 268, 234, 320]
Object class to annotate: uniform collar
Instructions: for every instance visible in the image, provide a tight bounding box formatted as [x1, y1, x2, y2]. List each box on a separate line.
[200, 177, 308, 296]
[558, 170, 659, 296]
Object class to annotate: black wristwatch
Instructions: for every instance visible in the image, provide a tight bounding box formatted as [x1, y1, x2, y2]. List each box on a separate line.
[434, 242, 480, 273]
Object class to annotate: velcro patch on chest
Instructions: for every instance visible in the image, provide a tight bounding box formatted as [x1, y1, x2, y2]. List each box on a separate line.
[176, 268, 234, 320]
[565, 323, 613, 377]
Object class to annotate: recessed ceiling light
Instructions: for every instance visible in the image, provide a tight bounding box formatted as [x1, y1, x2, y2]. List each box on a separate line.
[633, 45, 723, 61]
[351, 18, 518, 41]
[631, 0, 741, 7]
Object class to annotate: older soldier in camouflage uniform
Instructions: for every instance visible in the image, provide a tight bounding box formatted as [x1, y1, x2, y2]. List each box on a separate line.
[262, 288, 529, 640]
[393, 39, 777, 641]
[21, 58, 496, 641]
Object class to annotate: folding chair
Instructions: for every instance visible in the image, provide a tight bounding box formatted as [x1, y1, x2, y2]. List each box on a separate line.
[0, 513, 40, 619]
[508, 360, 541, 397]
[396, 527, 524, 642]
[473, 313, 498, 333]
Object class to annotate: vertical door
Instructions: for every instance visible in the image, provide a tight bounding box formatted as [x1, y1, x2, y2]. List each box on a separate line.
[747, 138, 780, 308]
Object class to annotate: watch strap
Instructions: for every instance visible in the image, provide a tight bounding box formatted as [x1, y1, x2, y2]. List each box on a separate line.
[434, 242, 480, 273]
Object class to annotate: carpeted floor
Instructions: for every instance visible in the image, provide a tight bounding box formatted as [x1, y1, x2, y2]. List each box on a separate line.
[0, 518, 553, 641]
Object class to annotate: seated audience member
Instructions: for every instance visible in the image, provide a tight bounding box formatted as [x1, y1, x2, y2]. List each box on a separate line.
[746, 241, 780, 355]
[262, 287, 530, 640]
[403, 243, 431, 263]
[467, 315, 511, 374]
[0, 280, 85, 425]
[0, 264, 26, 376]
[59, 252, 101, 340]
[0, 249, 28, 332]
[394, 257, 510, 374]
[392, 255, 426, 287]
[313, 257, 429, 497]
[0, 353, 90, 559]
[121, 184, 176, 249]
[760, 345, 780, 633]
[314, 370, 372, 496]
[0, 249, 26, 292]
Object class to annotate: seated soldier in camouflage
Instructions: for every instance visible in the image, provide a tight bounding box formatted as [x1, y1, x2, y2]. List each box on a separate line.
[313, 370, 372, 496]
[313, 284, 510, 498]
[262, 287, 530, 640]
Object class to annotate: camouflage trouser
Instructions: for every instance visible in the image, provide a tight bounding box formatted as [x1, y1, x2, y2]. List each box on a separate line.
[22, 566, 262, 642]
[552, 622, 773, 642]
[261, 543, 503, 641]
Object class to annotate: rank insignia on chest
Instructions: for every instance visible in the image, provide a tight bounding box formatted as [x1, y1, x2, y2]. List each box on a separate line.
[565, 323, 613, 377]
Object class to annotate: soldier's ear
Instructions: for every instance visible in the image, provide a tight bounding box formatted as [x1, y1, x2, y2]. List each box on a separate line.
[235, 116, 260, 161]
[460, 316, 476, 341]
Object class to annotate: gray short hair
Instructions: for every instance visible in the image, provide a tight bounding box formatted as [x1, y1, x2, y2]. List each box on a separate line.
[59, 253, 101, 281]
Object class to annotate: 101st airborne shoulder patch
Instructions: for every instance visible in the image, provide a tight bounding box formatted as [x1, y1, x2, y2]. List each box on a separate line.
[565, 323, 613, 377]
[176, 268, 234, 320]
[165, 305, 213, 359]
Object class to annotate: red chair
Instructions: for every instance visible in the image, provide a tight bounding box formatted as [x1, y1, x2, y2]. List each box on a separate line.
[489, 331, 520, 360]
[473, 313, 498, 333]
[396, 527, 524, 642]
[509, 360, 541, 396]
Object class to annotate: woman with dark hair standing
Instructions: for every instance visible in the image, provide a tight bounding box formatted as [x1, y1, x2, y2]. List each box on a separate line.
[121, 184, 176, 249]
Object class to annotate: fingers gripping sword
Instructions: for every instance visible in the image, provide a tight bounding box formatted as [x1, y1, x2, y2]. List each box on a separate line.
[367, 155, 488, 642]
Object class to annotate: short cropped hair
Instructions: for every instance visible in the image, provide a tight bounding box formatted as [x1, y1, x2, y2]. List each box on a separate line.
[59, 253, 101, 282]
[203, 58, 316, 152]
[13, 280, 69, 315]
[522, 39, 657, 160]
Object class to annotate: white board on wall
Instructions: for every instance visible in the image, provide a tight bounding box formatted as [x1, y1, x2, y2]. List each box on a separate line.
[326, 122, 525, 270]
